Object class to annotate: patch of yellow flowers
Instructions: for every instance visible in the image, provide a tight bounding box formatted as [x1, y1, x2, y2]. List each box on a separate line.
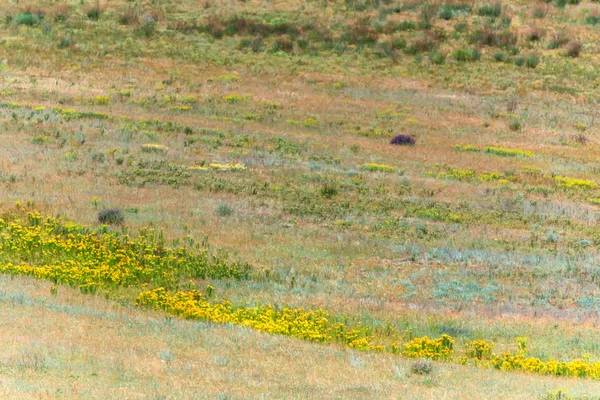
[454, 144, 534, 157]
[135, 287, 384, 351]
[188, 163, 246, 172]
[1, 208, 600, 380]
[361, 163, 397, 173]
[398, 334, 454, 360]
[0, 210, 252, 292]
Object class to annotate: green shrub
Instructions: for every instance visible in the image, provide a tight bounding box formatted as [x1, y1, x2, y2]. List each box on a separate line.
[14, 12, 39, 26]
[477, 2, 502, 17]
[430, 51, 446, 65]
[525, 54, 540, 68]
[514, 56, 525, 66]
[493, 51, 507, 62]
[57, 36, 71, 49]
[454, 48, 480, 62]
[509, 119, 522, 131]
[215, 202, 234, 217]
[438, 6, 454, 20]
[86, 6, 103, 21]
[319, 182, 338, 198]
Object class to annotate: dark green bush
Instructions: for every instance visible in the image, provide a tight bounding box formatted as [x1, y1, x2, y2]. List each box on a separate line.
[526, 54, 540, 68]
[454, 48, 480, 62]
[87, 6, 103, 21]
[477, 2, 502, 17]
[14, 12, 39, 26]
[493, 51, 507, 62]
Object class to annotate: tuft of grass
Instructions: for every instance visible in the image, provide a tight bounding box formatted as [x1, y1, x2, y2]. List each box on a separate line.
[215, 202, 234, 217]
[97, 208, 125, 225]
[86, 5, 103, 21]
[477, 2, 502, 17]
[410, 359, 433, 375]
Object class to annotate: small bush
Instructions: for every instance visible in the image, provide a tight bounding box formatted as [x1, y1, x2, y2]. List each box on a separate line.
[118, 9, 138, 25]
[514, 56, 526, 66]
[14, 12, 39, 26]
[410, 359, 433, 375]
[429, 51, 445, 65]
[525, 54, 540, 68]
[138, 14, 157, 37]
[98, 209, 125, 225]
[215, 202, 234, 217]
[319, 182, 339, 198]
[547, 32, 568, 49]
[438, 6, 454, 20]
[477, 2, 502, 17]
[509, 119, 522, 131]
[86, 6, 103, 21]
[493, 51, 507, 62]
[565, 41, 581, 57]
[525, 27, 544, 42]
[390, 134, 416, 146]
[453, 48, 480, 62]
[58, 37, 71, 49]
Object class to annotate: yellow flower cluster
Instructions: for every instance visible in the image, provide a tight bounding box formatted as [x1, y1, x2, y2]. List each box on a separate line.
[436, 165, 600, 193]
[483, 146, 535, 158]
[401, 334, 454, 360]
[2, 209, 600, 381]
[454, 144, 534, 157]
[453, 144, 480, 152]
[188, 163, 246, 172]
[412, 208, 463, 223]
[222, 94, 245, 104]
[141, 143, 169, 153]
[135, 288, 384, 351]
[436, 167, 476, 181]
[0, 211, 252, 291]
[287, 118, 319, 127]
[465, 339, 494, 360]
[462, 338, 600, 379]
[555, 176, 596, 190]
[361, 163, 397, 173]
[487, 352, 600, 379]
[92, 95, 110, 105]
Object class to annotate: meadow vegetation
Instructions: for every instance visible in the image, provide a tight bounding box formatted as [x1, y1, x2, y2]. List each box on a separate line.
[1, 0, 600, 398]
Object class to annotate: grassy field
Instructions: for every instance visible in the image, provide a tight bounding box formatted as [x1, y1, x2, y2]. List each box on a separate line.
[1, 0, 600, 398]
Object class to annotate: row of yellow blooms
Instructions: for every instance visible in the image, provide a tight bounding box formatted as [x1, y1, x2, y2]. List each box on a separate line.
[1, 207, 599, 379]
